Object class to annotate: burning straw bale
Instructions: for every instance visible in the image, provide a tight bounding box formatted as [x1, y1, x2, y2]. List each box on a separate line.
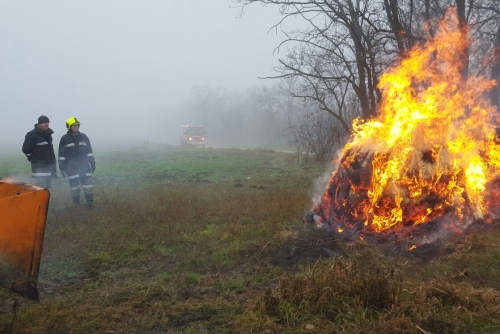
[308, 10, 500, 247]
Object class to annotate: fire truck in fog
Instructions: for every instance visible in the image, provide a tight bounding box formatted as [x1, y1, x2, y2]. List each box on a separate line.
[180, 124, 206, 147]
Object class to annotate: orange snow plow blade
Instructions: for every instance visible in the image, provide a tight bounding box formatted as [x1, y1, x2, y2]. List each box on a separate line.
[0, 178, 49, 302]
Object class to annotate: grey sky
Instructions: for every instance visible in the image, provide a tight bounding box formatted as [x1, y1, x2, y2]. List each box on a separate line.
[0, 1, 292, 151]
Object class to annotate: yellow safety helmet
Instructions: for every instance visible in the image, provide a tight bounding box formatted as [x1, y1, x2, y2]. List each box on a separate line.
[66, 117, 81, 130]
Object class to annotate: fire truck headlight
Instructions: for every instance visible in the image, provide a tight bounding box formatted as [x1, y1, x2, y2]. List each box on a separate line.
[189, 137, 192, 141]
[202, 138, 205, 141]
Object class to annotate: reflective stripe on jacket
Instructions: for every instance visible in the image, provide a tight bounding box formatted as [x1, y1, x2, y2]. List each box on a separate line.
[22, 125, 56, 175]
[58, 131, 95, 172]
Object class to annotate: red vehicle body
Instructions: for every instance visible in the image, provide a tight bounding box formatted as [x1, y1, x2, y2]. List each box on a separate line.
[180, 125, 206, 147]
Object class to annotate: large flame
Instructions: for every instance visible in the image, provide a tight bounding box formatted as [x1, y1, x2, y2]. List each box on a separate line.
[317, 10, 500, 235]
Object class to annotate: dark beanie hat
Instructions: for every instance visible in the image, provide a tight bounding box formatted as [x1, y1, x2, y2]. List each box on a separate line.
[38, 115, 50, 124]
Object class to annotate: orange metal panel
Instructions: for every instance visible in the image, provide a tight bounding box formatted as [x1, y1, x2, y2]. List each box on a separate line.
[0, 178, 49, 302]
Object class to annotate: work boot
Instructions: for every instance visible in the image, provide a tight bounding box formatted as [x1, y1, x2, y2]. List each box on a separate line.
[72, 195, 80, 207]
[85, 194, 95, 209]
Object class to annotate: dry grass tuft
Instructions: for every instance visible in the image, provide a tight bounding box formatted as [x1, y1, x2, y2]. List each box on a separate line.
[251, 246, 500, 333]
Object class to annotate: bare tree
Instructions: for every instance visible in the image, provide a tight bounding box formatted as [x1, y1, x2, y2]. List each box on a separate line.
[470, 1, 500, 110]
[276, 77, 349, 161]
[237, 0, 500, 134]
[287, 107, 345, 162]
[237, 0, 423, 123]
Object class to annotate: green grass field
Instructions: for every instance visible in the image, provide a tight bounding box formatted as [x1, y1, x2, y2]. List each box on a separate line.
[1, 145, 500, 333]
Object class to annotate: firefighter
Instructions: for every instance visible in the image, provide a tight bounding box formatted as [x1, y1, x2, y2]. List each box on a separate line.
[58, 117, 96, 207]
[22, 115, 57, 189]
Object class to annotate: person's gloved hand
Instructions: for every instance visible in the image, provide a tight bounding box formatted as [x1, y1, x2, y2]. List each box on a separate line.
[90, 163, 96, 173]
[60, 169, 67, 177]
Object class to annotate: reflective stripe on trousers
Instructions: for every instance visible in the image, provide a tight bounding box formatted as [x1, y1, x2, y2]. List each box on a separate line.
[33, 172, 52, 177]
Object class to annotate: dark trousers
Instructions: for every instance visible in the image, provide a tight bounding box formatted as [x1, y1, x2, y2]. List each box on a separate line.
[31, 162, 55, 189]
[67, 166, 93, 206]
[33, 175, 51, 189]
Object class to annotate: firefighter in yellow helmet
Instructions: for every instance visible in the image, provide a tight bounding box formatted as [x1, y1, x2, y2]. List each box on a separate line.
[58, 117, 96, 207]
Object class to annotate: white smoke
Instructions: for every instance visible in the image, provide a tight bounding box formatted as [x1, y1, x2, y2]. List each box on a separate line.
[310, 149, 343, 207]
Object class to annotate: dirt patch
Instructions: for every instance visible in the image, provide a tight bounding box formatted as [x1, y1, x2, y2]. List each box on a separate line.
[270, 228, 345, 268]
[278, 215, 500, 268]
[268, 222, 494, 268]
